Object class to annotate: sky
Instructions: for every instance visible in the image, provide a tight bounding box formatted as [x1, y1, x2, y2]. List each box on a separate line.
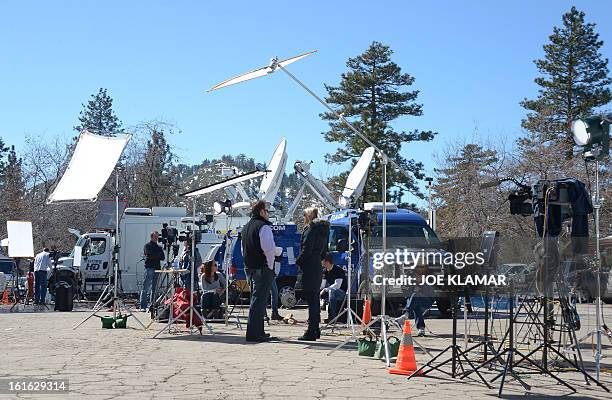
[1, 1, 611, 205]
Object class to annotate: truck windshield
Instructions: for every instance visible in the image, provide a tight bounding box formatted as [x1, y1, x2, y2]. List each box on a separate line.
[370, 223, 440, 248]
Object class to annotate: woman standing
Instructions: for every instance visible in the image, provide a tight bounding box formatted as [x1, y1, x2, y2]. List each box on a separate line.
[296, 207, 330, 341]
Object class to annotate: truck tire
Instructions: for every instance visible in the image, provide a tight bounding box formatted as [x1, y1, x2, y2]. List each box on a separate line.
[276, 276, 297, 309]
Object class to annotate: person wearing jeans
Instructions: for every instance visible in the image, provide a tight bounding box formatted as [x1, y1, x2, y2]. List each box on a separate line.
[396, 264, 434, 336]
[241, 200, 278, 342]
[140, 231, 164, 311]
[320, 253, 347, 323]
[33, 248, 52, 304]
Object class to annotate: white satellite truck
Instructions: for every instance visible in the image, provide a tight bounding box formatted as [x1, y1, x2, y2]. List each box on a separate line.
[56, 207, 248, 297]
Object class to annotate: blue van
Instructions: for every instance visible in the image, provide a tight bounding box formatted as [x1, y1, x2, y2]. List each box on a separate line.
[216, 224, 301, 307]
[325, 203, 450, 316]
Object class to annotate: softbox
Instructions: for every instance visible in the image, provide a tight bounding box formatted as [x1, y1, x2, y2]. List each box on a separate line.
[47, 131, 131, 203]
[7, 221, 34, 258]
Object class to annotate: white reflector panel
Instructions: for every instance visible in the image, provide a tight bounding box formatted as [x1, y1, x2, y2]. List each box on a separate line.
[7, 221, 34, 258]
[47, 131, 131, 203]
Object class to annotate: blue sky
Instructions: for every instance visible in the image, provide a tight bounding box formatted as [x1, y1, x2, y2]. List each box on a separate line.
[1, 1, 611, 204]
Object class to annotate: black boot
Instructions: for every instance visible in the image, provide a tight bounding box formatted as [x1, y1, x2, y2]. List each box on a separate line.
[298, 329, 318, 341]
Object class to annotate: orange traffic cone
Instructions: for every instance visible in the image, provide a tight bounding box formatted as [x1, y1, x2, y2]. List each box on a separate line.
[361, 297, 372, 325]
[389, 320, 419, 375]
[2, 289, 9, 305]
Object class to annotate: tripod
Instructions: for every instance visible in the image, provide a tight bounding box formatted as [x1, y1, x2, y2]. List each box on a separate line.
[153, 198, 214, 337]
[406, 291, 491, 387]
[74, 168, 145, 330]
[322, 211, 363, 336]
[74, 244, 146, 330]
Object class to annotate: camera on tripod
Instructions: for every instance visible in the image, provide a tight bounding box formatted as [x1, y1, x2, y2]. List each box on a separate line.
[358, 209, 377, 232]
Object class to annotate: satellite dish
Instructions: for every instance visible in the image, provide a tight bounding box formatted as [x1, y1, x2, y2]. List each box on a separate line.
[339, 147, 375, 208]
[259, 138, 288, 204]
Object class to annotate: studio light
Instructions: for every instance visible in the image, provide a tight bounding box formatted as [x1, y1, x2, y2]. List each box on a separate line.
[213, 199, 232, 215]
[571, 115, 610, 160]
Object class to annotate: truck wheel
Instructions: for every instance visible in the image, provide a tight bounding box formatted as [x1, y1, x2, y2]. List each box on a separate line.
[279, 285, 297, 309]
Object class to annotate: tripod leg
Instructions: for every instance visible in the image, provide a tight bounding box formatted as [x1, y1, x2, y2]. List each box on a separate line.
[117, 299, 147, 330]
[72, 296, 114, 329]
[497, 348, 513, 397]
[547, 345, 609, 392]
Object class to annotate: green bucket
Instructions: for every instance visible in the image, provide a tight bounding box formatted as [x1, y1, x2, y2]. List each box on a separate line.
[375, 336, 401, 359]
[115, 315, 128, 329]
[101, 316, 115, 329]
[357, 337, 377, 357]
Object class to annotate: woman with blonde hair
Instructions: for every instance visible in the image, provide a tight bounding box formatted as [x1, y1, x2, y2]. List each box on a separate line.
[295, 206, 330, 341]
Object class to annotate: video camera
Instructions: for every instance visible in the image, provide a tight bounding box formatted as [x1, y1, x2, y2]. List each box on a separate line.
[160, 223, 178, 246]
[358, 209, 377, 232]
[508, 179, 573, 217]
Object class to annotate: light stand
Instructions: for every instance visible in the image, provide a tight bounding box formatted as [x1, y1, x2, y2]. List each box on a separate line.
[322, 210, 364, 336]
[209, 52, 419, 366]
[577, 157, 604, 380]
[74, 167, 145, 330]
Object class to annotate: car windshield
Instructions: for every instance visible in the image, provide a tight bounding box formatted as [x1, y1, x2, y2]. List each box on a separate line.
[0, 260, 14, 274]
[370, 223, 440, 248]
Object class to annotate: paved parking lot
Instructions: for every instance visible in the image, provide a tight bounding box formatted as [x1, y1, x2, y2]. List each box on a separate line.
[1, 302, 611, 399]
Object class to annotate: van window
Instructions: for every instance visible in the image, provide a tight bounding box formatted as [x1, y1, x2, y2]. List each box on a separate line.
[89, 238, 107, 256]
[0, 259, 14, 274]
[328, 226, 348, 251]
[371, 223, 440, 248]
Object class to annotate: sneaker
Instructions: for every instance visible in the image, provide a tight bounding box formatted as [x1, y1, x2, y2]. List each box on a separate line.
[270, 313, 284, 321]
[417, 328, 426, 337]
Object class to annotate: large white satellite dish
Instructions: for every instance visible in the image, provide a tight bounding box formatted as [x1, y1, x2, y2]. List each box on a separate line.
[339, 147, 375, 208]
[260, 138, 287, 204]
[207, 51, 317, 92]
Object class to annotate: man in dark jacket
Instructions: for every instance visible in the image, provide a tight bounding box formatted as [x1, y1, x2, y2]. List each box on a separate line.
[140, 231, 165, 311]
[296, 207, 330, 341]
[242, 200, 277, 342]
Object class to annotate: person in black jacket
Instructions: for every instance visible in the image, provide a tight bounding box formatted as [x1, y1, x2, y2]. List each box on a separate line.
[296, 207, 330, 341]
[140, 231, 165, 311]
[242, 200, 278, 342]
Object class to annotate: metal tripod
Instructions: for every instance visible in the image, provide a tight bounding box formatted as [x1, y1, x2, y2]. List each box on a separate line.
[74, 168, 145, 330]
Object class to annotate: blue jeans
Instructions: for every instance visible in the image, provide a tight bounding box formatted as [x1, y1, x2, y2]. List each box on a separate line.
[34, 270, 48, 303]
[404, 296, 434, 329]
[246, 267, 274, 340]
[201, 291, 223, 310]
[328, 288, 346, 321]
[140, 268, 158, 310]
[270, 278, 279, 315]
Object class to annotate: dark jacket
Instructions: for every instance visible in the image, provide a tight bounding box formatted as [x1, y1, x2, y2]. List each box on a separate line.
[144, 241, 165, 269]
[296, 218, 330, 291]
[242, 215, 271, 270]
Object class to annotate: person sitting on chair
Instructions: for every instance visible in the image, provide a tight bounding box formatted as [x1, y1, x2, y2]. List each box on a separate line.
[200, 260, 225, 317]
[320, 253, 347, 324]
[396, 263, 434, 337]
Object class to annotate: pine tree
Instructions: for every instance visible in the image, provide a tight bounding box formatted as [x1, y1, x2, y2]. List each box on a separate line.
[434, 144, 499, 237]
[74, 88, 124, 136]
[134, 123, 178, 207]
[0, 145, 26, 226]
[520, 7, 611, 155]
[322, 41, 436, 204]
[0, 138, 8, 174]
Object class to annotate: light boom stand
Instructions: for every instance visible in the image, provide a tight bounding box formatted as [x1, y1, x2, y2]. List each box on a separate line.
[74, 167, 145, 330]
[577, 156, 605, 380]
[209, 52, 420, 366]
